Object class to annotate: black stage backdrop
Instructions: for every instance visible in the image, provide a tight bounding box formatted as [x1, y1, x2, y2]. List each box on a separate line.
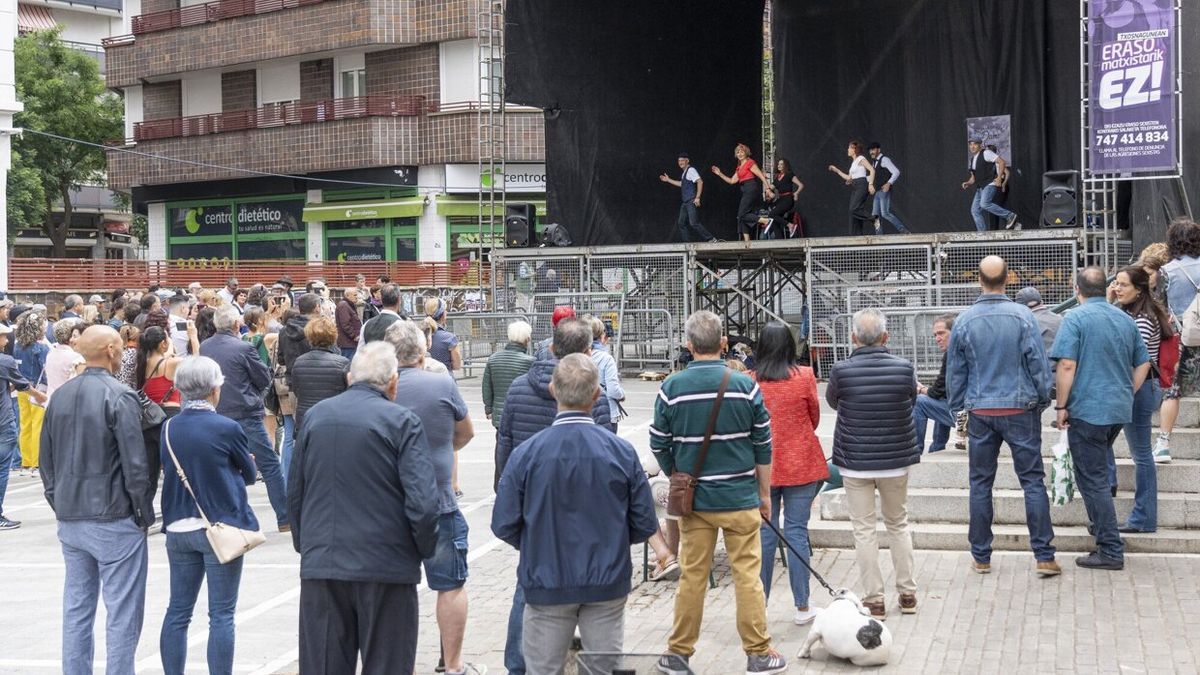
[773, 0, 1080, 236]
[505, 1, 763, 245]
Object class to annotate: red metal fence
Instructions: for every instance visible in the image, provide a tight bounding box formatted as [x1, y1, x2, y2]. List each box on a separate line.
[131, 95, 425, 143]
[128, 0, 328, 36]
[9, 259, 490, 293]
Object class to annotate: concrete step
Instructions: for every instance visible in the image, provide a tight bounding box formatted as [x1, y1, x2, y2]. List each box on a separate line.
[1035, 399, 1200, 428]
[807, 518, 1200, 554]
[1036, 427, 1200, 460]
[909, 453, 1200, 493]
[818, 487, 1200, 529]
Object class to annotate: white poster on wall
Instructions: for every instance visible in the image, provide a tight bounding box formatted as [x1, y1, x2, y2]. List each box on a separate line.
[445, 164, 547, 193]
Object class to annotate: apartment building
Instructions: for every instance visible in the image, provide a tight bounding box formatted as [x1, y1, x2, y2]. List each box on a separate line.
[16, 0, 136, 258]
[103, 0, 545, 265]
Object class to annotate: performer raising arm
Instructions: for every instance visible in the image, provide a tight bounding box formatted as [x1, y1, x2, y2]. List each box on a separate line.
[660, 152, 717, 243]
[711, 143, 770, 242]
[828, 140, 877, 237]
[961, 138, 1019, 231]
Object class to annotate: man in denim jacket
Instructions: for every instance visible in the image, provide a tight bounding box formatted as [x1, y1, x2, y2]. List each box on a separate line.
[947, 255, 1060, 578]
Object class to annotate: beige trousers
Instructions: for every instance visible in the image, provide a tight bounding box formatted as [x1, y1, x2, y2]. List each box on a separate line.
[843, 474, 918, 603]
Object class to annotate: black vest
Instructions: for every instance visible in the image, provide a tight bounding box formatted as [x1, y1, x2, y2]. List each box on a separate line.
[872, 155, 893, 186]
[680, 166, 697, 202]
[361, 312, 404, 343]
[971, 151, 997, 187]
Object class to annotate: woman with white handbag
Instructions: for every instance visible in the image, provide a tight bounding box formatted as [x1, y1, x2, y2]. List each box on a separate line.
[158, 356, 264, 675]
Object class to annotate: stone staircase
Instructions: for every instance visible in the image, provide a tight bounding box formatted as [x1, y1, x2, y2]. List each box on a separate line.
[808, 397, 1200, 554]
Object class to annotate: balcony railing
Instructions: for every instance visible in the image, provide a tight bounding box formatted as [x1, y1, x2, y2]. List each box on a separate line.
[8, 258, 489, 293]
[131, 95, 425, 143]
[118, 0, 330, 38]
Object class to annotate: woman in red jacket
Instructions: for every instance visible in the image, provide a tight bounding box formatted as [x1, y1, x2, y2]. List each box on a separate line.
[754, 321, 829, 625]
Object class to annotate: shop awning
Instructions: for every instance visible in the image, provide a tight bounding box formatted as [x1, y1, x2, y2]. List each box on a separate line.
[18, 4, 59, 32]
[302, 197, 427, 222]
[436, 195, 547, 218]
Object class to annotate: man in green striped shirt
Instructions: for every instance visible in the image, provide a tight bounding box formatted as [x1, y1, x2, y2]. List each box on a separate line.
[651, 311, 786, 675]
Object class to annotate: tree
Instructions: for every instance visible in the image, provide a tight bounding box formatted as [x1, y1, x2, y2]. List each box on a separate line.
[6, 148, 46, 248]
[14, 30, 123, 257]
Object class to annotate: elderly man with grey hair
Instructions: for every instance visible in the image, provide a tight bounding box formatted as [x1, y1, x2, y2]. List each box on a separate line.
[384, 320, 482, 675]
[651, 310, 784, 675]
[335, 287, 362, 360]
[199, 305, 288, 530]
[289, 341, 439, 675]
[493, 354, 658, 675]
[825, 307, 920, 621]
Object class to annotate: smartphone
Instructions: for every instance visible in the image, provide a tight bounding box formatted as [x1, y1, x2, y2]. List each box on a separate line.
[273, 296, 286, 306]
[175, 321, 187, 332]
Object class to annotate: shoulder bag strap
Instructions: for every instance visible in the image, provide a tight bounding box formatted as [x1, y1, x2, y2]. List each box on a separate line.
[690, 369, 733, 476]
[162, 418, 213, 526]
[141, 357, 165, 393]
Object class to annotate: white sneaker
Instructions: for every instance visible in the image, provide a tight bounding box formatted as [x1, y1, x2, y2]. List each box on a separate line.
[794, 607, 819, 625]
[1153, 438, 1172, 463]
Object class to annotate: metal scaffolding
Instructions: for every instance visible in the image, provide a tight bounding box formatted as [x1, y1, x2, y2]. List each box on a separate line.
[477, 0, 506, 293]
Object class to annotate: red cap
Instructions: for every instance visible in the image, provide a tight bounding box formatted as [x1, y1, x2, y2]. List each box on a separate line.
[551, 306, 576, 327]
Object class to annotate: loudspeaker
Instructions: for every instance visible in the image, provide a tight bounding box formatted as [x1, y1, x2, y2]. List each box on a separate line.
[539, 223, 573, 247]
[505, 203, 536, 247]
[1041, 170, 1079, 228]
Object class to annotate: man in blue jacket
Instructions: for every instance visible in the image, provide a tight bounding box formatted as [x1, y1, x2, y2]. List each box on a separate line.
[494, 316, 611, 674]
[200, 305, 288, 530]
[492, 354, 658, 674]
[947, 255, 1058, 577]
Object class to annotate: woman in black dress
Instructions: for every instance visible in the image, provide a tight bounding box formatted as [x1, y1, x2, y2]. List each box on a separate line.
[827, 140, 877, 236]
[712, 143, 771, 241]
[757, 158, 805, 239]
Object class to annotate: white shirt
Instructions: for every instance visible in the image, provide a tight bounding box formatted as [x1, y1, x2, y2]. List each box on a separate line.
[839, 466, 910, 480]
[681, 166, 700, 183]
[168, 314, 190, 356]
[848, 157, 869, 179]
[969, 149, 999, 171]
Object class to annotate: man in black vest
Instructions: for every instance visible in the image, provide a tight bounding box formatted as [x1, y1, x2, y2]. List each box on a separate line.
[867, 142, 911, 235]
[359, 283, 407, 345]
[961, 139, 1019, 232]
[660, 153, 718, 243]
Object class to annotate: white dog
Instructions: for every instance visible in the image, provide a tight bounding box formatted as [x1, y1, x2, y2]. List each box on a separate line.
[798, 589, 892, 667]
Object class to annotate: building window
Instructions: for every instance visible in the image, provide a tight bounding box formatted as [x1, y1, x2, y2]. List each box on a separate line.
[341, 69, 366, 98]
[324, 217, 418, 262]
[167, 196, 305, 262]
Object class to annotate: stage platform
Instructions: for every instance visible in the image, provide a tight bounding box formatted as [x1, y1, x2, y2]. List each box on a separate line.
[489, 227, 1131, 377]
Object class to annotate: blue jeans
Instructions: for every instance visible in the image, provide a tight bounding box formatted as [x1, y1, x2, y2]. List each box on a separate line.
[971, 184, 1015, 231]
[913, 394, 954, 452]
[58, 518, 148, 675]
[871, 190, 909, 233]
[677, 202, 714, 242]
[160, 529, 244, 675]
[967, 411, 1056, 562]
[1068, 419, 1125, 561]
[6, 396, 18, 470]
[759, 483, 820, 609]
[340, 346, 357, 360]
[235, 416, 288, 527]
[280, 414, 295, 486]
[505, 580, 526, 674]
[1123, 380, 1161, 530]
[0, 416, 16, 513]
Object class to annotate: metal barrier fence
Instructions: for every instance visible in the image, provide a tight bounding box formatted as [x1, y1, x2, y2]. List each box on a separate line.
[444, 312, 531, 377]
[806, 236, 1080, 378]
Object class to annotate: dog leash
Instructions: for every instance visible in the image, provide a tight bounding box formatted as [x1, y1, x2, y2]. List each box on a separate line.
[760, 513, 837, 597]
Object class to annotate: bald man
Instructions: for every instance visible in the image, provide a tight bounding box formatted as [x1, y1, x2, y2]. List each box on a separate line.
[40, 326, 153, 674]
[946, 256, 1058, 577]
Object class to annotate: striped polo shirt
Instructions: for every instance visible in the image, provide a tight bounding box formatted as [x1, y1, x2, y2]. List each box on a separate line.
[650, 359, 772, 512]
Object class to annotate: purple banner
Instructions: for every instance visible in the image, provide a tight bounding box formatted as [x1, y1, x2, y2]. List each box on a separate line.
[1088, 1, 1177, 174]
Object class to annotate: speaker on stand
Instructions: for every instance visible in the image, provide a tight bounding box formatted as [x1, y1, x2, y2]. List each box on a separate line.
[505, 203, 536, 247]
[1041, 170, 1079, 228]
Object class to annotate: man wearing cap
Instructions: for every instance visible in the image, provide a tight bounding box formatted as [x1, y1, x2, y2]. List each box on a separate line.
[660, 153, 718, 243]
[88, 295, 105, 322]
[867, 142, 911, 235]
[1015, 287, 1062, 357]
[961, 139, 1019, 232]
[0, 321, 45, 529]
[534, 306, 575, 361]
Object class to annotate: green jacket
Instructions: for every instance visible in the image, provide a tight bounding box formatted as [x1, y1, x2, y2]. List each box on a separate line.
[650, 359, 772, 511]
[482, 342, 535, 428]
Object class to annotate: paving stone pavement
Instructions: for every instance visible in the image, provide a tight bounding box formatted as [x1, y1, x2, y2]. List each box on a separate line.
[2, 377, 1199, 674]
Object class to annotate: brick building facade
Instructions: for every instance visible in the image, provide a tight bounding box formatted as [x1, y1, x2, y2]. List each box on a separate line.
[105, 0, 545, 265]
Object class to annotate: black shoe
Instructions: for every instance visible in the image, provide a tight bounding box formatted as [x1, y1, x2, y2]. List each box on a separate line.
[1118, 525, 1154, 534]
[1005, 213, 1019, 229]
[1075, 552, 1123, 570]
[0, 516, 20, 530]
[1111, 485, 1118, 498]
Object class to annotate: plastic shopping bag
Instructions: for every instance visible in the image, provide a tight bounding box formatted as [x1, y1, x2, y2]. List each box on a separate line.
[1049, 429, 1075, 506]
